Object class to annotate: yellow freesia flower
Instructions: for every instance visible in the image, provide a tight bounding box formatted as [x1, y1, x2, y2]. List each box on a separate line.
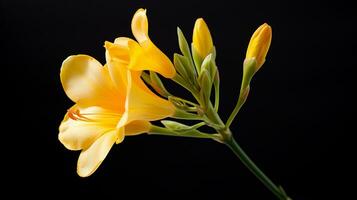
[129, 8, 176, 78]
[192, 18, 213, 59]
[59, 55, 175, 177]
[59, 9, 177, 177]
[245, 23, 272, 70]
[59, 55, 150, 177]
[59, 54, 175, 177]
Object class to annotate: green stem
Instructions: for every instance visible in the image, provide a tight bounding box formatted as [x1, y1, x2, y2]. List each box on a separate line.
[224, 135, 291, 200]
[225, 86, 250, 128]
[163, 54, 291, 199]
[204, 99, 290, 200]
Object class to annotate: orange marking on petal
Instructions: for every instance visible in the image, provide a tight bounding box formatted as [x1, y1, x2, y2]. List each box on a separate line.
[67, 109, 91, 121]
[67, 109, 79, 120]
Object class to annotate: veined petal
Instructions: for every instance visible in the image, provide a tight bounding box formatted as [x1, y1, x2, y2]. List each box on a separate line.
[77, 129, 123, 177]
[59, 105, 121, 150]
[117, 70, 175, 128]
[60, 55, 124, 110]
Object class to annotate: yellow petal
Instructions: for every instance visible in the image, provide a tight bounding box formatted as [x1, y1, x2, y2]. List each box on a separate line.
[105, 38, 131, 64]
[59, 105, 121, 150]
[104, 40, 131, 91]
[246, 23, 272, 69]
[124, 120, 151, 136]
[106, 38, 175, 79]
[117, 70, 175, 128]
[193, 18, 213, 59]
[131, 8, 149, 44]
[127, 40, 175, 78]
[114, 37, 133, 46]
[60, 55, 124, 110]
[77, 129, 123, 177]
[130, 8, 175, 78]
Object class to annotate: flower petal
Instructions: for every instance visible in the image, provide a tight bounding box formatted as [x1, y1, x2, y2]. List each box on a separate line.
[131, 8, 149, 44]
[60, 55, 123, 110]
[130, 8, 175, 78]
[58, 105, 121, 150]
[124, 120, 151, 136]
[77, 129, 123, 177]
[104, 40, 131, 91]
[117, 70, 175, 128]
[127, 40, 176, 78]
[106, 37, 175, 80]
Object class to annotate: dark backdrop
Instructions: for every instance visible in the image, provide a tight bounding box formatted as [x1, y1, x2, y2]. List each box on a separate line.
[1, 0, 354, 199]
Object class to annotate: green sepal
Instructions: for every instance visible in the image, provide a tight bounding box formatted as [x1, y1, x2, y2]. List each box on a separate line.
[171, 74, 195, 94]
[200, 54, 217, 83]
[177, 27, 197, 83]
[141, 71, 151, 85]
[177, 27, 192, 61]
[149, 71, 171, 97]
[168, 96, 198, 112]
[172, 108, 202, 120]
[241, 58, 257, 90]
[174, 53, 197, 86]
[191, 42, 203, 73]
[148, 125, 220, 140]
[213, 69, 220, 112]
[161, 120, 204, 133]
[211, 46, 217, 61]
[174, 53, 190, 80]
[198, 69, 212, 109]
[141, 71, 171, 98]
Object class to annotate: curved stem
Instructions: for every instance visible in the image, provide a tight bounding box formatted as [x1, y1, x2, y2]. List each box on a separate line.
[204, 101, 291, 200]
[224, 134, 291, 200]
[225, 86, 250, 129]
[165, 57, 291, 199]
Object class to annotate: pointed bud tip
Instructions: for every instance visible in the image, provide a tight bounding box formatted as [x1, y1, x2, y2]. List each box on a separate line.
[195, 18, 205, 24]
[262, 23, 272, 32]
[136, 8, 147, 14]
[193, 17, 213, 59]
[245, 23, 272, 69]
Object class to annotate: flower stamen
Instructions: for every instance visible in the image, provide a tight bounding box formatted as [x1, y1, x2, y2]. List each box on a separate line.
[67, 108, 122, 122]
[67, 109, 91, 121]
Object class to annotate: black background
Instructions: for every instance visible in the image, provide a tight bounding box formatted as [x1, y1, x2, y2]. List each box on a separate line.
[1, 0, 355, 199]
